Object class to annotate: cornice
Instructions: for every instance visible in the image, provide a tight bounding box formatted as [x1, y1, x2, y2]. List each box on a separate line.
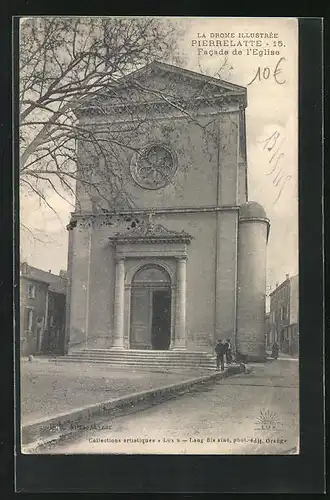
[109, 221, 192, 245]
[67, 206, 241, 231]
[75, 93, 247, 118]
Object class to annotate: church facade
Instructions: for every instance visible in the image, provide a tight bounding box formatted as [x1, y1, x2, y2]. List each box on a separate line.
[65, 62, 270, 362]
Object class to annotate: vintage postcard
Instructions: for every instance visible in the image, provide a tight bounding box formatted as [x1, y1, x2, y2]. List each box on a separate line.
[19, 17, 299, 455]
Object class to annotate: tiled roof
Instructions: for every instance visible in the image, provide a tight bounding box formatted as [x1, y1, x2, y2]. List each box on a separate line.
[20, 263, 67, 294]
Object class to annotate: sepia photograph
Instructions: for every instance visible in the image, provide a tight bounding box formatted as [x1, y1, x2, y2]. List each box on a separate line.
[18, 16, 299, 456]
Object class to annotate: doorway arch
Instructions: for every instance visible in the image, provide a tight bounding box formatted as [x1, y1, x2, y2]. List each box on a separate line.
[130, 264, 172, 350]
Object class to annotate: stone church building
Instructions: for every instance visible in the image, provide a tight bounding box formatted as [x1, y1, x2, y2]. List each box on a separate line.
[65, 62, 270, 363]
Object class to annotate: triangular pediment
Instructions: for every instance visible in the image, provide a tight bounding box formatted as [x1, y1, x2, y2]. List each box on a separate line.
[117, 61, 246, 99]
[78, 61, 246, 115]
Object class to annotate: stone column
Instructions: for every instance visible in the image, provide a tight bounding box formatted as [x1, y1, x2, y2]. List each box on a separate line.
[112, 257, 125, 349]
[173, 257, 187, 350]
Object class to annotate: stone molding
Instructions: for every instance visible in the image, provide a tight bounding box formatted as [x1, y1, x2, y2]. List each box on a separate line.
[109, 220, 192, 245]
[238, 216, 270, 240]
[76, 94, 246, 118]
[66, 206, 240, 231]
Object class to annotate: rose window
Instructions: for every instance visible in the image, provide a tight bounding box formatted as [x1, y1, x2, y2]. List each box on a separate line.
[130, 144, 177, 189]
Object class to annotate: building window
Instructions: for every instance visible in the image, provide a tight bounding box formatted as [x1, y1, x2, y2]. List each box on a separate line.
[27, 308, 33, 331]
[28, 283, 36, 299]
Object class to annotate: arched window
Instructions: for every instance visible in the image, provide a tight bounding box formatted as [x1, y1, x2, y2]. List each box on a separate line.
[132, 265, 171, 285]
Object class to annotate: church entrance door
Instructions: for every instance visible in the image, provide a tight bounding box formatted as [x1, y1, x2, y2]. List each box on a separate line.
[130, 265, 172, 350]
[151, 290, 171, 350]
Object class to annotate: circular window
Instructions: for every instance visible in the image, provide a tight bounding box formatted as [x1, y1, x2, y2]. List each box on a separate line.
[130, 144, 177, 190]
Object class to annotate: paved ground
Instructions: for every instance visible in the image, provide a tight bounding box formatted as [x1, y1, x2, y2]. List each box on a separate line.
[266, 350, 299, 360]
[41, 358, 299, 455]
[20, 358, 209, 425]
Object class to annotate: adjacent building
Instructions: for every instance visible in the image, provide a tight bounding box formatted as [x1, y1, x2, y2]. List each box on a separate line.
[265, 312, 271, 348]
[20, 263, 67, 356]
[269, 274, 299, 356]
[65, 61, 270, 362]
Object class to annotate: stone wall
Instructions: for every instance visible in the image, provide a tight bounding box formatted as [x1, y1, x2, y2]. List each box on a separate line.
[68, 102, 244, 353]
[68, 208, 240, 353]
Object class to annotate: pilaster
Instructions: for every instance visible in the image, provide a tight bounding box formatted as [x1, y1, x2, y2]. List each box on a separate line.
[173, 256, 187, 350]
[112, 257, 125, 349]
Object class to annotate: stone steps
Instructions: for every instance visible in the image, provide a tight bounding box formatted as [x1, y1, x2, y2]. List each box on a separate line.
[56, 357, 216, 367]
[53, 349, 217, 370]
[67, 349, 215, 358]
[80, 348, 214, 355]
[53, 358, 216, 371]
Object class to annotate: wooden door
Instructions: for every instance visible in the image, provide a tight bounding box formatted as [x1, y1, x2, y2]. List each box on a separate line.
[130, 288, 151, 349]
[151, 290, 171, 350]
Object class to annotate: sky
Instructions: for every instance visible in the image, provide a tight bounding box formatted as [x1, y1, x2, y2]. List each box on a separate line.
[20, 17, 298, 295]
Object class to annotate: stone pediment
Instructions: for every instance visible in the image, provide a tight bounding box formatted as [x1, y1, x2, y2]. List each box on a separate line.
[109, 219, 192, 244]
[77, 61, 247, 116]
[118, 61, 246, 98]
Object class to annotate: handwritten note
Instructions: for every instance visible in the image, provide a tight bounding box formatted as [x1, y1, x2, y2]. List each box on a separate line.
[257, 130, 292, 205]
[248, 57, 286, 86]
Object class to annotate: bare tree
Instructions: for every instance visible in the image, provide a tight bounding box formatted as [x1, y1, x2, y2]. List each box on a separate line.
[20, 17, 235, 225]
[19, 17, 186, 216]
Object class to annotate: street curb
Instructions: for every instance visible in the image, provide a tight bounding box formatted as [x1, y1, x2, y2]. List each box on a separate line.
[21, 364, 244, 451]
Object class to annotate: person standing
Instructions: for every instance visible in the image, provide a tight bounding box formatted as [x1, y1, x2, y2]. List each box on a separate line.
[224, 338, 233, 364]
[271, 341, 279, 359]
[215, 339, 225, 371]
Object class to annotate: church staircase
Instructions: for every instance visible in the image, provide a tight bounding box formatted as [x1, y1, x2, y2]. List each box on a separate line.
[52, 349, 217, 371]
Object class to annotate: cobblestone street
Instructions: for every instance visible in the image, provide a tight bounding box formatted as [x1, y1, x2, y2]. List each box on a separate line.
[43, 359, 299, 455]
